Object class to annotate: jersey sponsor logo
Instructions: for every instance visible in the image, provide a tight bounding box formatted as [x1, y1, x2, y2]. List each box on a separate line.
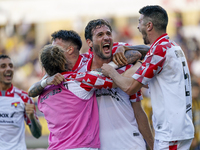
[0, 112, 17, 124]
[40, 88, 62, 102]
[96, 89, 124, 102]
[0, 112, 16, 118]
[0, 113, 9, 118]
[10, 112, 16, 118]
[0, 120, 14, 123]
[0, 113, 15, 124]
[11, 102, 20, 108]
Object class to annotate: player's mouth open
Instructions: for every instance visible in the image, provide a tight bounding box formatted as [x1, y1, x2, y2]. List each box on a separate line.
[103, 43, 110, 53]
[4, 74, 12, 79]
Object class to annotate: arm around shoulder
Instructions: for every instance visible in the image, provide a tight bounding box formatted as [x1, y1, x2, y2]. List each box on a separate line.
[101, 63, 143, 95]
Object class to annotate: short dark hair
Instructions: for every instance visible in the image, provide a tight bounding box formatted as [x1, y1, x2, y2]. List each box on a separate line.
[85, 19, 112, 41]
[40, 44, 68, 76]
[0, 54, 10, 60]
[51, 30, 82, 51]
[139, 5, 168, 32]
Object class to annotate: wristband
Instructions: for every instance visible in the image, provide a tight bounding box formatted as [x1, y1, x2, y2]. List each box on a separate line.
[108, 61, 118, 69]
[41, 78, 48, 88]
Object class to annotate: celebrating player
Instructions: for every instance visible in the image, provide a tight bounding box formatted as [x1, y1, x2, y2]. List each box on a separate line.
[0, 54, 41, 150]
[101, 5, 194, 150]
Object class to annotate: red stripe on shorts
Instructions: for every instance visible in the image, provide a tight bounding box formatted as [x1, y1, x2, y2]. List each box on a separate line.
[169, 145, 177, 150]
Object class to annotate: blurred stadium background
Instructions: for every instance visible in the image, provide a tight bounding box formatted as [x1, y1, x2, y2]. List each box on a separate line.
[0, 0, 200, 149]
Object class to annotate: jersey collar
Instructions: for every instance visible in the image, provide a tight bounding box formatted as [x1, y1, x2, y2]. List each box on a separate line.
[71, 55, 83, 71]
[0, 84, 14, 96]
[150, 33, 169, 49]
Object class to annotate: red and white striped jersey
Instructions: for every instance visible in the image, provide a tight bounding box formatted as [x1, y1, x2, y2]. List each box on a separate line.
[0, 85, 38, 150]
[62, 71, 113, 99]
[133, 33, 194, 141]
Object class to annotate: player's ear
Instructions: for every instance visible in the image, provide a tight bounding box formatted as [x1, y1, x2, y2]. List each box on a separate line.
[147, 21, 153, 31]
[86, 39, 93, 48]
[67, 46, 74, 55]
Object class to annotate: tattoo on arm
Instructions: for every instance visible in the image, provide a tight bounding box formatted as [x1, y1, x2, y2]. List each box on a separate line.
[29, 117, 42, 139]
[124, 50, 142, 64]
[125, 45, 150, 59]
[28, 82, 44, 97]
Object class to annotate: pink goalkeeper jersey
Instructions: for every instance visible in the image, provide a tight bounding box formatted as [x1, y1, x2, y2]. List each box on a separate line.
[38, 71, 112, 150]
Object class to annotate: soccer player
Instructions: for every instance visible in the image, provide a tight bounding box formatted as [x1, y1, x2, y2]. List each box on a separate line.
[38, 44, 113, 150]
[0, 54, 41, 150]
[101, 5, 194, 150]
[79, 19, 153, 150]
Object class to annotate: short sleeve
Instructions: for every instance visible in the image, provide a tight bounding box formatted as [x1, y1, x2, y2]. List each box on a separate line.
[132, 44, 166, 85]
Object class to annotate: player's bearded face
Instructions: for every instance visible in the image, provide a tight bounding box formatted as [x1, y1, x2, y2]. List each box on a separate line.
[0, 58, 14, 86]
[141, 29, 150, 45]
[138, 15, 150, 45]
[92, 25, 113, 60]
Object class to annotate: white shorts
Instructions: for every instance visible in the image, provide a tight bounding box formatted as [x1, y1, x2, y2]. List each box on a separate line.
[154, 139, 193, 150]
[66, 148, 98, 150]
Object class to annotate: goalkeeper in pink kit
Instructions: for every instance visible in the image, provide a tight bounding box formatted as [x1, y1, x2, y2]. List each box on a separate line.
[37, 44, 114, 150]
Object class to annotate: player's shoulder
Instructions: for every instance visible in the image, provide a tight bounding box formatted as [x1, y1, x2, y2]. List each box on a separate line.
[80, 53, 92, 62]
[13, 86, 32, 102]
[154, 39, 172, 57]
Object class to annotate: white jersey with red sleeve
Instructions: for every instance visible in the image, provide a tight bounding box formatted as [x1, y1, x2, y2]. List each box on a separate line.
[75, 56, 146, 150]
[132, 33, 194, 141]
[64, 71, 113, 99]
[0, 85, 38, 150]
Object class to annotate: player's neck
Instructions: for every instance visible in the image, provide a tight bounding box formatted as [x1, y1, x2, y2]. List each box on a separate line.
[68, 54, 79, 70]
[0, 82, 11, 91]
[149, 31, 166, 45]
[91, 55, 111, 70]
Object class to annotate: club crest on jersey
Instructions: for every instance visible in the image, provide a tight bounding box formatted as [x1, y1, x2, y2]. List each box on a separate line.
[11, 102, 20, 108]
